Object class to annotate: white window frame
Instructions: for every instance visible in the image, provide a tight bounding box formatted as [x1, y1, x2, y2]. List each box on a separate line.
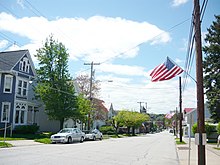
[4, 75, 13, 93]
[19, 57, 30, 73]
[1, 102, 11, 123]
[16, 78, 28, 97]
[15, 102, 27, 125]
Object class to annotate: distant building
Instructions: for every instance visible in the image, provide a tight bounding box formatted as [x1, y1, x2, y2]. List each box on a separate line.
[108, 103, 118, 119]
[183, 104, 211, 137]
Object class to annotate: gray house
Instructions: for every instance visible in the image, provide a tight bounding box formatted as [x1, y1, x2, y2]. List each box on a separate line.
[183, 104, 211, 137]
[0, 50, 39, 131]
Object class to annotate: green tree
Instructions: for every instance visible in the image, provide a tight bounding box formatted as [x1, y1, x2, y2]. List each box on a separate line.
[192, 123, 217, 136]
[203, 15, 220, 122]
[114, 110, 149, 135]
[35, 35, 78, 129]
[76, 94, 92, 124]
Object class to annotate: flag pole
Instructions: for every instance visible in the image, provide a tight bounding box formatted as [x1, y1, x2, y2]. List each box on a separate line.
[167, 56, 197, 83]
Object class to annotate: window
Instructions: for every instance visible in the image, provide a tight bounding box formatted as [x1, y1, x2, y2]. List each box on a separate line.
[19, 57, 30, 73]
[1, 102, 11, 122]
[4, 75, 13, 93]
[17, 79, 28, 97]
[15, 102, 27, 124]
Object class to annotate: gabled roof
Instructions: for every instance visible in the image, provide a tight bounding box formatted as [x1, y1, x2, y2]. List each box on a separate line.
[0, 49, 36, 75]
[0, 50, 28, 71]
[184, 108, 195, 114]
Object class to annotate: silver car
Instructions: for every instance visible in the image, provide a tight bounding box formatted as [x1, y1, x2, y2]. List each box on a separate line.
[51, 128, 85, 144]
[85, 129, 103, 141]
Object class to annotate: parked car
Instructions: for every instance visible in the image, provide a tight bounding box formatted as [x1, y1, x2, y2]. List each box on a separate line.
[50, 128, 85, 144]
[85, 129, 103, 141]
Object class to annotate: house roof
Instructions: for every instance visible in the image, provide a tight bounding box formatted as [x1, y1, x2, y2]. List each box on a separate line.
[0, 50, 28, 71]
[0, 49, 36, 76]
[184, 108, 195, 114]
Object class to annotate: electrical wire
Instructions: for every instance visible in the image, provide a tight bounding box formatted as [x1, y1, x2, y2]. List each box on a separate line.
[22, 0, 85, 64]
[182, 0, 209, 93]
[99, 17, 191, 64]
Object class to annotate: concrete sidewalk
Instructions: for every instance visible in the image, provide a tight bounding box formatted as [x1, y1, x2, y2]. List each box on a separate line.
[3, 140, 43, 147]
[176, 137, 220, 165]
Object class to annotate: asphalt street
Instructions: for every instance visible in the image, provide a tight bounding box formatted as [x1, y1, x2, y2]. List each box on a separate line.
[0, 131, 178, 165]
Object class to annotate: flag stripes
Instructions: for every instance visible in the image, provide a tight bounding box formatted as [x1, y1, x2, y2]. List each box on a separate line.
[150, 57, 183, 82]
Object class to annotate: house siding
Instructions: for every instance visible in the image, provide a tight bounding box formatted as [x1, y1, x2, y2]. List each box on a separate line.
[0, 73, 16, 129]
[0, 50, 39, 132]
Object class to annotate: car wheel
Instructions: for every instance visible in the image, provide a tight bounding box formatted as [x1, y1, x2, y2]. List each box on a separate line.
[80, 137, 84, 143]
[93, 136, 96, 141]
[100, 136, 103, 140]
[67, 137, 72, 144]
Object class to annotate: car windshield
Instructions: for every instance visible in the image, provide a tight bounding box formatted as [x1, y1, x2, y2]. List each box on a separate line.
[90, 129, 98, 133]
[59, 129, 72, 133]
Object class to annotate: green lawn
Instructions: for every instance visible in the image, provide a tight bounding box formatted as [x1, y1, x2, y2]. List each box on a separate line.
[0, 142, 13, 148]
[0, 132, 52, 145]
[175, 138, 186, 144]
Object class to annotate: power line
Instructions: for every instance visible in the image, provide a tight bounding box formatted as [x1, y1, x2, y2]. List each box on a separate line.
[182, 0, 208, 93]
[102, 83, 178, 90]
[100, 18, 191, 64]
[22, 0, 85, 64]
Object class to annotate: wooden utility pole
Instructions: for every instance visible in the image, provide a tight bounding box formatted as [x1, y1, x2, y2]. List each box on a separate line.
[194, 0, 206, 164]
[179, 77, 183, 142]
[84, 61, 100, 130]
[175, 107, 178, 137]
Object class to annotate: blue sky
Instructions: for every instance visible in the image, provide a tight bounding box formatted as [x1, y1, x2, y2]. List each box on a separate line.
[0, 0, 219, 114]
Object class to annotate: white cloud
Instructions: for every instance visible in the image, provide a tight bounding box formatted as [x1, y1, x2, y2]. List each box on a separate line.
[0, 12, 171, 63]
[172, 0, 189, 7]
[0, 40, 8, 49]
[99, 63, 147, 76]
[0, 12, 196, 114]
[174, 58, 183, 64]
[101, 77, 196, 113]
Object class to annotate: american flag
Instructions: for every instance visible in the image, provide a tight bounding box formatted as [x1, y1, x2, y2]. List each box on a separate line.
[150, 57, 183, 82]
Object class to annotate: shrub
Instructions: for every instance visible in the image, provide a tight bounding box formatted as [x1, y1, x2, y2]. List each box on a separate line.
[14, 125, 39, 134]
[192, 123, 217, 136]
[192, 123, 197, 134]
[217, 122, 220, 134]
[205, 124, 217, 136]
[100, 126, 115, 135]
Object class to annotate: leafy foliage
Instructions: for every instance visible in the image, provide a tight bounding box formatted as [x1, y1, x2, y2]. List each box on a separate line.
[114, 110, 149, 135]
[99, 125, 115, 135]
[76, 94, 92, 123]
[0, 142, 13, 148]
[203, 15, 220, 122]
[217, 122, 220, 134]
[34, 35, 78, 129]
[192, 123, 217, 136]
